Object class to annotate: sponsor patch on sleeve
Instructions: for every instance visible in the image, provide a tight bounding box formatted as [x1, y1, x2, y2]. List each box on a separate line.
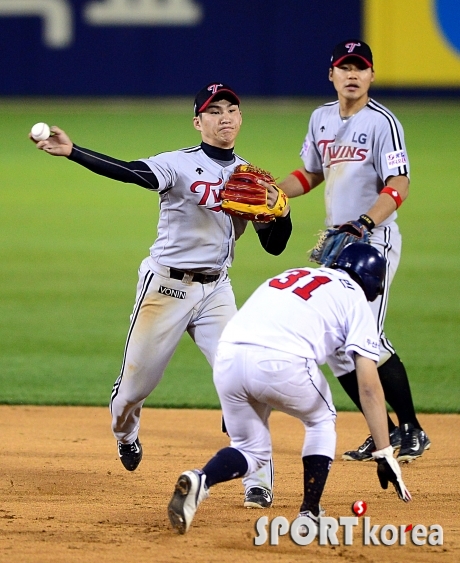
[366, 337, 379, 351]
[300, 138, 310, 158]
[385, 150, 407, 169]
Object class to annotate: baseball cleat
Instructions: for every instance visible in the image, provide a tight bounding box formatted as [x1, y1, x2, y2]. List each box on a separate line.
[243, 487, 273, 509]
[296, 506, 325, 536]
[118, 438, 143, 471]
[397, 423, 431, 463]
[168, 470, 209, 534]
[342, 427, 401, 461]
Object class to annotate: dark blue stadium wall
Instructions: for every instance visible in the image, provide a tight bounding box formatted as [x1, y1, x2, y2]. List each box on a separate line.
[0, 0, 361, 96]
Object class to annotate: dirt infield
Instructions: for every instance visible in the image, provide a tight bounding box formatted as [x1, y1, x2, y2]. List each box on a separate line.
[1, 407, 458, 563]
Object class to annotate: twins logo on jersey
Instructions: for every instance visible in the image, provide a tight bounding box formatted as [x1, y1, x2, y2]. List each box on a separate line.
[190, 179, 223, 212]
[318, 139, 369, 167]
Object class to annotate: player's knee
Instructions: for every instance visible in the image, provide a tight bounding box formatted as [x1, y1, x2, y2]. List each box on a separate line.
[237, 447, 271, 475]
[302, 420, 336, 459]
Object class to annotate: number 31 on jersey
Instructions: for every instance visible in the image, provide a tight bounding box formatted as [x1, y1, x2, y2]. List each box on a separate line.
[269, 269, 332, 301]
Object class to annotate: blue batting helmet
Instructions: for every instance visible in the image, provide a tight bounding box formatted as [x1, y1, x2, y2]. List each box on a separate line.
[332, 242, 386, 302]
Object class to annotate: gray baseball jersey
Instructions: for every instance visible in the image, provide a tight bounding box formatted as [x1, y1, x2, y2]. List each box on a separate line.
[140, 146, 249, 272]
[110, 143, 290, 448]
[300, 99, 409, 227]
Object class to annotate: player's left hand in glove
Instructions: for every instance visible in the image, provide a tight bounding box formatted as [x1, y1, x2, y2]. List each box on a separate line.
[221, 164, 288, 222]
[309, 213, 374, 267]
[372, 446, 412, 502]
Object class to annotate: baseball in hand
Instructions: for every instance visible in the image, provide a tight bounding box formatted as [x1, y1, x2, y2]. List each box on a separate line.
[31, 122, 51, 141]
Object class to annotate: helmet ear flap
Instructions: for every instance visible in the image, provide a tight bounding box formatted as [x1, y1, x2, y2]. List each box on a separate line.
[333, 242, 386, 302]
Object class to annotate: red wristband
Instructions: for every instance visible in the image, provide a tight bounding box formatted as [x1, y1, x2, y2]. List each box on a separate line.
[381, 186, 402, 209]
[291, 170, 311, 194]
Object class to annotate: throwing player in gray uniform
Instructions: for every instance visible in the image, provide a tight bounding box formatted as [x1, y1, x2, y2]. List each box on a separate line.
[277, 40, 430, 469]
[31, 83, 292, 474]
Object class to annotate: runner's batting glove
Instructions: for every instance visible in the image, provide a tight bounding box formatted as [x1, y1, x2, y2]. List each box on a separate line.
[372, 446, 412, 502]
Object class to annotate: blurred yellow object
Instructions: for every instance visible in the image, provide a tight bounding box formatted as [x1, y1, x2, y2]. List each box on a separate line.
[364, 0, 460, 86]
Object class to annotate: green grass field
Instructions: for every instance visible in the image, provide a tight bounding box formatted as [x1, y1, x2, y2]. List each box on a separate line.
[1, 98, 459, 411]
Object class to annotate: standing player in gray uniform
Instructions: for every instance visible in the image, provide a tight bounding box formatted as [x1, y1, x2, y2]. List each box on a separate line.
[30, 83, 292, 473]
[277, 40, 430, 466]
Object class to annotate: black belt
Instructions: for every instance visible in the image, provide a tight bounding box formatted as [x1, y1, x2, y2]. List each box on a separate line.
[169, 268, 220, 284]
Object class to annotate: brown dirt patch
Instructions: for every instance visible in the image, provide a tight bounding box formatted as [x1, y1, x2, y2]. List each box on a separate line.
[1, 407, 458, 562]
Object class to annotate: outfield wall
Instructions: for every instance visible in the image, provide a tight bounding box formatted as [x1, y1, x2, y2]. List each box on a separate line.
[0, 0, 459, 96]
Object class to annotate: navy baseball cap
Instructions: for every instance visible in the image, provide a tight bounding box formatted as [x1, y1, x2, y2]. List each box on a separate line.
[193, 82, 240, 116]
[331, 40, 373, 68]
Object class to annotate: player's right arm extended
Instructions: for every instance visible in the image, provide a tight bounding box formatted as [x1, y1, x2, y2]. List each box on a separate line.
[356, 354, 412, 503]
[279, 169, 323, 198]
[33, 125, 158, 190]
[354, 354, 389, 451]
[68, 145, 159, 190]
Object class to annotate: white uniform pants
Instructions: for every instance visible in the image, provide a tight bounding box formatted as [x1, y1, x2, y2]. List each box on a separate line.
[110, 257, 237, 443]
[214, 342, 337, 477]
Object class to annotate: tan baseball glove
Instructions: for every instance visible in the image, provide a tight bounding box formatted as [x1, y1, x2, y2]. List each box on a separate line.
[221, 164, 288, 222]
